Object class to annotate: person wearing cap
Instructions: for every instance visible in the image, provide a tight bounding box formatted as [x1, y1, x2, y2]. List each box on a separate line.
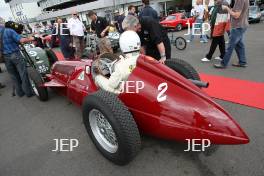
[0, 18, 35, 97]
[122, 15, 171, 64]
[139, 0, 159, 21]
[113, 10, 120, 31]
[88, 11, 113, 54]
[113, 10, 125, 33]
[68, 11, 86, 59]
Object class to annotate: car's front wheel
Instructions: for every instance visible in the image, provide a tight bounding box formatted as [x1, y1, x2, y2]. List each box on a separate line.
[82, 90, 141, 165]
[27, 67, 48, 101]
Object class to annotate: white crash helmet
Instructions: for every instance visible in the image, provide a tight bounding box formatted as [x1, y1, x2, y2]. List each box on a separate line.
[119, 31, 141, 54]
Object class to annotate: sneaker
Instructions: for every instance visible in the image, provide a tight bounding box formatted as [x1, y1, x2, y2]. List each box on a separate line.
[225, 41, 229, 44]
[214, 57, 223, 61]
[200, 40, 208, 43]
[186, 40, 191, 43]
[214, 63, 226, 69]
[232, 62, 248, 68]
[201, 58, 211, 62]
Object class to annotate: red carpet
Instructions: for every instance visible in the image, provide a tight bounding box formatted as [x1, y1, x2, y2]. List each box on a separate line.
[200, 73, 264, 110]
[54, 51, 64, 61]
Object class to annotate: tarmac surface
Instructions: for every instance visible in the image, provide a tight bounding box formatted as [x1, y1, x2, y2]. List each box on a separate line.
[0, 22, 263, 176]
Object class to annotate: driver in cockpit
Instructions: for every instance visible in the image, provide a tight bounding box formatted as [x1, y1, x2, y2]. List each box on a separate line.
[94, 31, 141, 94]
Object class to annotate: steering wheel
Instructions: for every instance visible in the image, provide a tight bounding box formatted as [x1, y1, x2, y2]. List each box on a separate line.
[92, 53, 120, 79]
[99, 58, 118, 75]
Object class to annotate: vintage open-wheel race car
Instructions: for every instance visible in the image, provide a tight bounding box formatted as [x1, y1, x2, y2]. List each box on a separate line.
[26, 52, 250, 165]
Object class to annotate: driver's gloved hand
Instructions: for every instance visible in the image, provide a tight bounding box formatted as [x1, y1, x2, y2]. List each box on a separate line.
[94, 67, 100, 74]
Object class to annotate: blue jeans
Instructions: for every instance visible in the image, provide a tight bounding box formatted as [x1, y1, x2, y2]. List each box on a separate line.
[4, 51, 34, 97]
[221, 28, 247, 66]
[189, 19, 208, 42]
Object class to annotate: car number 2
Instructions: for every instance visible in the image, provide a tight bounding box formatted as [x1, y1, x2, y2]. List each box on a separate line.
[157, 83, 168, 103]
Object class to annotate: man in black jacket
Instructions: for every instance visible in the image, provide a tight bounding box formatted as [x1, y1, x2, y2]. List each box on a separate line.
[88, 11, 113, 54]
[122, 15, 171, 64]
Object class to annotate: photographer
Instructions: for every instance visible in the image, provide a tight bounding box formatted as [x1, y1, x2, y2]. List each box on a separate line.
[0, 19, 35, 97]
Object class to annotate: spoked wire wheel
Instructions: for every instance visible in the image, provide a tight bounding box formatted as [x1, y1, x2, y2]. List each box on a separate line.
[29, 78, 39, 97]
[89, 109, 118, 153]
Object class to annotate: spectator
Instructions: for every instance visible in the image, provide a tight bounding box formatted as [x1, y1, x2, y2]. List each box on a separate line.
[122, 15, 171, 64]
[204, 0, 210, 38]
[51, 18, 74, 60]
[113, 10, 120, 30]
[139, 0, 159, 21]
[190, 6, 196, 17]
[128, 5, 137, 16]
[114, 11, 126, 33]
[214, 0, 249, 68]
[202, 0, 230, 62]
[88, 11, 113, 54]
[0, 17, 6, 89]
[0, 18, 35, 97]
[68, 11, 86, 59]
[187, 0, 208, 43]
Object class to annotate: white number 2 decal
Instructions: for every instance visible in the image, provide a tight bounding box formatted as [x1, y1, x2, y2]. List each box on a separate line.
[157, 83, 168, 103]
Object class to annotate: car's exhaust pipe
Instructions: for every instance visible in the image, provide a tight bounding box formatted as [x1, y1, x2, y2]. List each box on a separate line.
[189, 79, 209, 88]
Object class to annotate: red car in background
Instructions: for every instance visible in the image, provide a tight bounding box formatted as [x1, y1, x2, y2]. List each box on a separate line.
[160, 13, 195, 31]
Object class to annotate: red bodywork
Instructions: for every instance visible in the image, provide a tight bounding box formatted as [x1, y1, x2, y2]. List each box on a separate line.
[44, 55, 249, 145]
[160, 13, 195, 29]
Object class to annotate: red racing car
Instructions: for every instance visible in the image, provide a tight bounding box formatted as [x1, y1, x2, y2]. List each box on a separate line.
[28, 53, 249, 165]
[160, 13, 195, 31]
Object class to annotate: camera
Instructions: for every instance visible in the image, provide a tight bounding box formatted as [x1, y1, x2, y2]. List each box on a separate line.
[5, 21, 24, 34]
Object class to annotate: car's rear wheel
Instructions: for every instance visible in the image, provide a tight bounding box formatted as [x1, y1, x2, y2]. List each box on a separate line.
[45, 49, 58, 66]
[82, 90, 141, 165]
[175, 24, 183, 31]
[174, 37, 187, 50]
[27, 67, 48, 101]
[165, 58, 200, 81]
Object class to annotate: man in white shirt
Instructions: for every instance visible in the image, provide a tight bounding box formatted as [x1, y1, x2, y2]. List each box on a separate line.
[68, 11, 86, 59]
[187, 0, 208, 43]
[190, 6, 196, 17]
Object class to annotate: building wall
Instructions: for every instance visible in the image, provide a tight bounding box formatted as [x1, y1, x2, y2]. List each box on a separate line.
[36, 0, 199, 24]
[10, 2, 41, 23]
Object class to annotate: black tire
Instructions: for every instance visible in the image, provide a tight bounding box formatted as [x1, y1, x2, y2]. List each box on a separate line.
[27, 67, 48, 101]
[82, 90, 141, 165]
[175, 24, 183, 31]
[165, 58, 200, 81]
[45, 49, 58, 66]
[174, 37, 187, 50]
